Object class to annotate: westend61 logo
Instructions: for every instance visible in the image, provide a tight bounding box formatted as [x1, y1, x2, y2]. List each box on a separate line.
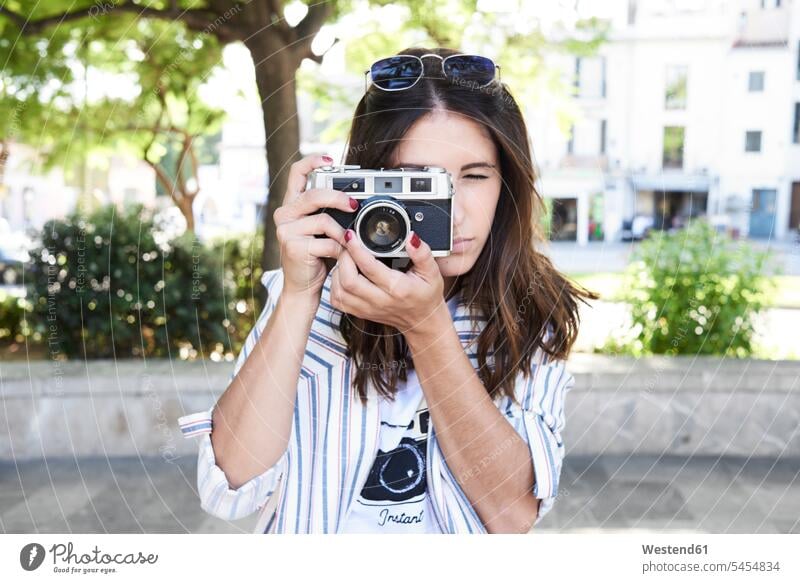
[20, 541, 159, 574]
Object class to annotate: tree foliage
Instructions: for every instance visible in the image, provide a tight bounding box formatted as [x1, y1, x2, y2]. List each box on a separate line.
[2, 1, 607, 278]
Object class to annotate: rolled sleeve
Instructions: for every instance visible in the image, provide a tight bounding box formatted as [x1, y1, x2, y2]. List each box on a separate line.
[502, 357, 573, 528]
[177, 267, 288, 521]
[195, 408, 288, 520]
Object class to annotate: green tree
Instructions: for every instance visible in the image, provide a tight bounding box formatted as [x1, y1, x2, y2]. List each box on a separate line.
[1, 0, 340, 276]
[0, 15, 73, 188]
[100, 21, 226, 233]
[22, 18, 227, 231]
[1, 1, 606, 286]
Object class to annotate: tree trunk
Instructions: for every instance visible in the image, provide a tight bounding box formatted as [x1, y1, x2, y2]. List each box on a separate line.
[147, 158, 196, 233]
[177, 195, 196, 232]
[0, 140, 9, 189]
[6, 1, 330, 303]
[245, 35, 303, 298]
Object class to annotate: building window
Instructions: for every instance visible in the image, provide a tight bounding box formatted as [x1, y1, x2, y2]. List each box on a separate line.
[663, 126, 685, 169]
[600, 119, 607, 154]
[575, 56, 606, 99]
[602, 58, 607, 98]
[665, 65, 688, 110]
[255, 202, 266, 227]
[566, 124, 574, 155]
[568, 119, 605, 157]
[547, 197, 579, 241]
[22, 187, 34, 226]
[748, 71, 764, 92]
[627, 0, 637, 25]
[793, 103, 800, 144]
[745, 130, 762, 152]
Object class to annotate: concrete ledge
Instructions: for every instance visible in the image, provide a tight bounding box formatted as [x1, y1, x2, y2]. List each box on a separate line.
[1, 355, 797, 461]
[566, 353, 800, 392]
[564, 354, 799, 458]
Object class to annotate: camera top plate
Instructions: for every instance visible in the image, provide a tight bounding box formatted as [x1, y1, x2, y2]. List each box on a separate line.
[316, 164, 446, 173]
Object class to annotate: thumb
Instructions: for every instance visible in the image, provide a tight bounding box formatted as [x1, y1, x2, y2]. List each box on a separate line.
[405, 231, 439, 281]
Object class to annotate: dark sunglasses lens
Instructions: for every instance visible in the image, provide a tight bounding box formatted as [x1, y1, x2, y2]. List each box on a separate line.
[370, 56, 422, 90]
[443, 55, 496, 85]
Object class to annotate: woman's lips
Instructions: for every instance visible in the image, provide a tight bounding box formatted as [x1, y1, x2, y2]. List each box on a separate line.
[451, 237, 474, 252]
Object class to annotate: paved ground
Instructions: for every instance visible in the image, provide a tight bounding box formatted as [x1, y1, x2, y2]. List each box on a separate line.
[2, 454, 797, 534]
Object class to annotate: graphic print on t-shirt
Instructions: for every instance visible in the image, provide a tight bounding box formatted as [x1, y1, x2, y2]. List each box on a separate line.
[362, 401, 430, 502]
[340, 296, 458, 533]
[353, 396, 431, 529]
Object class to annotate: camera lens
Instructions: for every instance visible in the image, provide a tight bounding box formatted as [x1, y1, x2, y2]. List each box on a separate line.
[357, 201, 409, 254]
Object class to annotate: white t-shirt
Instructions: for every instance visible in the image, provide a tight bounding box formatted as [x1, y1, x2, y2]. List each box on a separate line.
[339, 295, 460, 534]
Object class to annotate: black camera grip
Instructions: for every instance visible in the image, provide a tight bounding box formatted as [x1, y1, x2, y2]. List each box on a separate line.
[310, 207, 358, 239]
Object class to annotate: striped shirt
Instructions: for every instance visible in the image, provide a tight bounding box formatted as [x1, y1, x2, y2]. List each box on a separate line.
[178, 266, 574, 533]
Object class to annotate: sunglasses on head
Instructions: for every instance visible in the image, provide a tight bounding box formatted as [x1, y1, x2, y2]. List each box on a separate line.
[365, 53, 501, 92]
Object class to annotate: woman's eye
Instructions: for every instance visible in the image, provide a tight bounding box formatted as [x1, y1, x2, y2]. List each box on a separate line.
[463, 174, 488, 181]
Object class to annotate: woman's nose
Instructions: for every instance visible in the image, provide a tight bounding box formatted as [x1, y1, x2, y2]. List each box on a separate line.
[452, 199, 465, 228]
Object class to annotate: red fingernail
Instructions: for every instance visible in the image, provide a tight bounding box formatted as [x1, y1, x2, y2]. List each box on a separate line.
[322, 155, 333, 163]
[344, 229, 353, 242]
[410, 232, 420, 248]
[349, 197, 358, 210]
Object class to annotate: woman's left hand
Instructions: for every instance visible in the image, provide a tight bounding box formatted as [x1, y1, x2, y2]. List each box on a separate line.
[330, 229, 446, 336]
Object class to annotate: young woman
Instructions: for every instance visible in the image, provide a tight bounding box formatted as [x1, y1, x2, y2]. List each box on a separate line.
[178, 47, 597, 534]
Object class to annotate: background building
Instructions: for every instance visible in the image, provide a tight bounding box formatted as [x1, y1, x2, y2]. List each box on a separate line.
[4, 0, 799, 247]
[528, 0, 800, 245]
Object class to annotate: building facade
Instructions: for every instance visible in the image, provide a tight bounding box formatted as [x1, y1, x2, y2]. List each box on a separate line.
[529, 0, 800, 244]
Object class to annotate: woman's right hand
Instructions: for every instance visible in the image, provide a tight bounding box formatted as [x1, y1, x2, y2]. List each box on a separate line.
[273, 154, 359, 300]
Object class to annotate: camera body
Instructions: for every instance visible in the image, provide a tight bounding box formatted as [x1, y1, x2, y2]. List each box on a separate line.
[307, 164, 455, 261]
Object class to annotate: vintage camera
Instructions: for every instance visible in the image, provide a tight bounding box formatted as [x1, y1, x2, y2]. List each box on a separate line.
[307, 165, 455, 265]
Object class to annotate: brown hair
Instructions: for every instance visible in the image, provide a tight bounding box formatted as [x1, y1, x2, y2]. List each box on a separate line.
[333, 46, 598, 406]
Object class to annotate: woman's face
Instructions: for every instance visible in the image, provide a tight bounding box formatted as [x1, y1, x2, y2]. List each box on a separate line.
[391, 110, 502, 279]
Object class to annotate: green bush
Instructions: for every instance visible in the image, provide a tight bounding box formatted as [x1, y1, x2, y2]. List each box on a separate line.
[0, 292, 33, 345]
[207, 229, 266, 350]
[25, 203, 237, 360]
[601, 218, 776, 357]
